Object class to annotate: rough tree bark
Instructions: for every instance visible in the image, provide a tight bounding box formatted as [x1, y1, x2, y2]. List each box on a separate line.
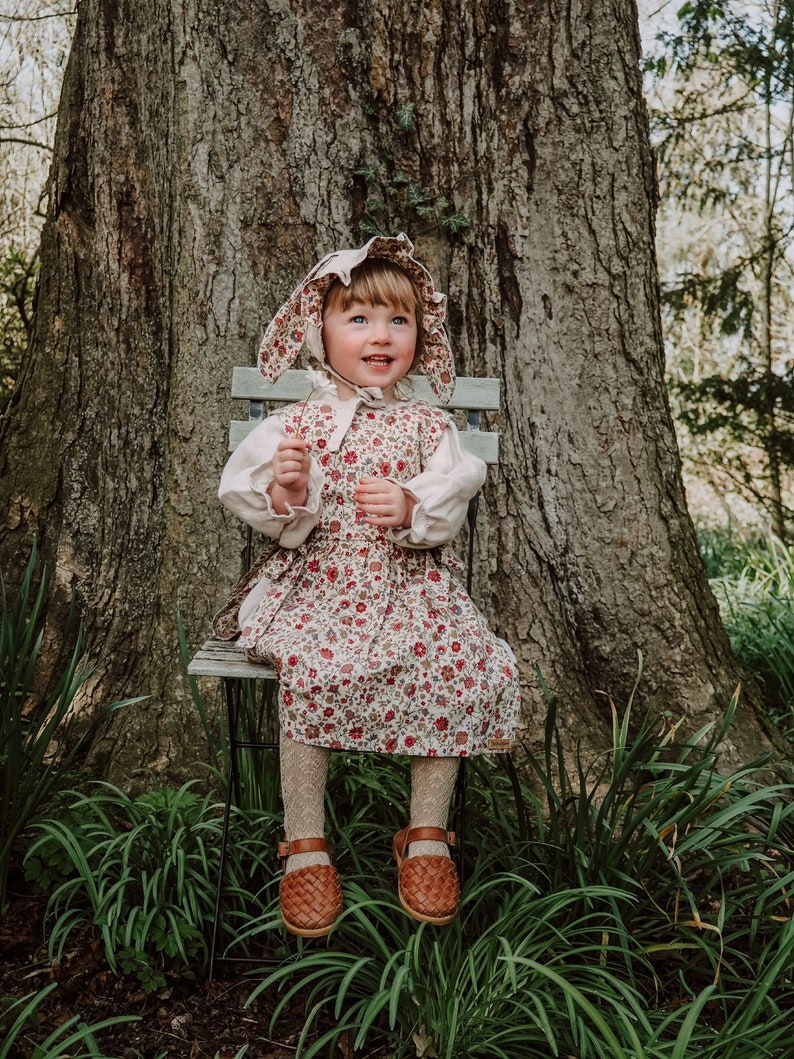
[0, 0, 771, 781]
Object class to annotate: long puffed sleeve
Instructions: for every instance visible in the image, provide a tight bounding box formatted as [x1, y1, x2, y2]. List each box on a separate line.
[387, 425, 487, 548]
[218, 416, 324, 547]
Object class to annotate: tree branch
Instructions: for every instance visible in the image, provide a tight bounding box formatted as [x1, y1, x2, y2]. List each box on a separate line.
[0, 136, 51, 150]
[0, 10, 75, 22]
[1, 112, 58, 130]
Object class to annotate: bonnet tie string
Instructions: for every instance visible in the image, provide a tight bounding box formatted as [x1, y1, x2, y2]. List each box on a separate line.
[322, 365, 389, 451]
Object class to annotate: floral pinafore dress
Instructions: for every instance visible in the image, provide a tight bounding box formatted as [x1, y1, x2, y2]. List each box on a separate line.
[214, 398, 520, 757]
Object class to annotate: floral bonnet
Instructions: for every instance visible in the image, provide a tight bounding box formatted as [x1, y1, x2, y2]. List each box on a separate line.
[257, 233, 456, 404]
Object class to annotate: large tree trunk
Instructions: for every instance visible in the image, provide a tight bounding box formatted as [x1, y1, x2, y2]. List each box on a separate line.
[0, 0, 771, 782]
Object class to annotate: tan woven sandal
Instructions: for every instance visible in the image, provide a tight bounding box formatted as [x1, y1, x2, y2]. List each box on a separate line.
[392, 826, 460, 926]
[278, 837, 344, 938]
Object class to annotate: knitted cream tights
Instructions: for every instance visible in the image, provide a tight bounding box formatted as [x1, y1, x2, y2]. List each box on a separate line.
[280, 739, 331, 872]
[279, 740, 459, 870]
[409, 757, 459, 858]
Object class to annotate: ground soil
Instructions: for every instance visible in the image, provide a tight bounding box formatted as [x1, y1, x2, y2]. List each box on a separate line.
[0, 879, 373, 1059]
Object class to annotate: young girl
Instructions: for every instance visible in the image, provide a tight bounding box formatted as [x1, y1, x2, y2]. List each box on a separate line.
[214, 233, 520, 937]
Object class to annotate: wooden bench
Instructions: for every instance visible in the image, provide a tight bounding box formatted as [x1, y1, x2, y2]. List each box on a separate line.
[189, 368, 501, 973]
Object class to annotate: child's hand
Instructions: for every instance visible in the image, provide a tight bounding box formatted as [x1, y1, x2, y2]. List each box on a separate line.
[274, 437, 311, 489]
[270, 437, 311, 511]
[354, 477, 416, 528]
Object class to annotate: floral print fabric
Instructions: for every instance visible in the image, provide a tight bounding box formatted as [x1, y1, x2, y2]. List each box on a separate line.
[216, 398, 520, 756]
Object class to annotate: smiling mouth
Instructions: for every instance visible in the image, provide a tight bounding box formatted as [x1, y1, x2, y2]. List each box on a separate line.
[363, 356, 394, 366]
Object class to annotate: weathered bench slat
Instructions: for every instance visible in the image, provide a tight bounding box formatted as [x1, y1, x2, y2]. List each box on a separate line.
[231, 367, 500, 411]
[227, 420, 499, 462]
[188, 638, 276, 680]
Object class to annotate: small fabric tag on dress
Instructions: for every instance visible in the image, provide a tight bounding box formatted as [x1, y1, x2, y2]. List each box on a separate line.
[486, 737, 514, 752]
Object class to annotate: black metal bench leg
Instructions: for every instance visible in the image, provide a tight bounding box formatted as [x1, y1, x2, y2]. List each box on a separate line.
[209, 677, 242, 978]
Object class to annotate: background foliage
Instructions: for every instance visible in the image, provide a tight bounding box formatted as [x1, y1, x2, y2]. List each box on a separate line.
[644, 0, 794, 537]
[0, 2, 73, 410]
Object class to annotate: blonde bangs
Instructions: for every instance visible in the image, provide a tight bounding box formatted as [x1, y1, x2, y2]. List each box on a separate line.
[326, 259, 417, 313]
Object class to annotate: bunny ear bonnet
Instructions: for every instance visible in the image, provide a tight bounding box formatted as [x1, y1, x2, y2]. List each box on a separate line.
[257, 233, 456, 404]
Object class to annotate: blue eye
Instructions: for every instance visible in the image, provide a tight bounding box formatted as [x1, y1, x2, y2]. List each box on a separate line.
[351, 314, 366, 323]
[392, 316, 408, 325]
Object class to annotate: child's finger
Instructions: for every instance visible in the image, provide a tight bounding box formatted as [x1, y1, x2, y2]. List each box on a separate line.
[356, 489, 389, 501]
[278, 444, 310, 461]
[357, 502, 393, 518]
[355, 478, 397, 496]
[277, 449, 311, 470]
[277, 438, 310, 457]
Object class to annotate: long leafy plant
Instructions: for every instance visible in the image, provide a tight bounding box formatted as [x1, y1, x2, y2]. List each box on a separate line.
[0, 545, 132, 911]
[0, 983, 137, 1059]
[25, 780, 279, 990]
[244, 690, 794, 1058]
[709, 533, 794, 741]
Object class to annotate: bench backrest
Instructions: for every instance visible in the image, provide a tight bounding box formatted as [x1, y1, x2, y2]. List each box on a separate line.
[228, 368, 499, 464]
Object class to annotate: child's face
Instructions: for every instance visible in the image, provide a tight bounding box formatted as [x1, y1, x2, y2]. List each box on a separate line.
[322, 297, 417, 398]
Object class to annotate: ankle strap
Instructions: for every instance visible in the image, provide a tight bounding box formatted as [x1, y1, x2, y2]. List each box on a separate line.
[278, 837, 332, 860]
[405, 826, 456, 847]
